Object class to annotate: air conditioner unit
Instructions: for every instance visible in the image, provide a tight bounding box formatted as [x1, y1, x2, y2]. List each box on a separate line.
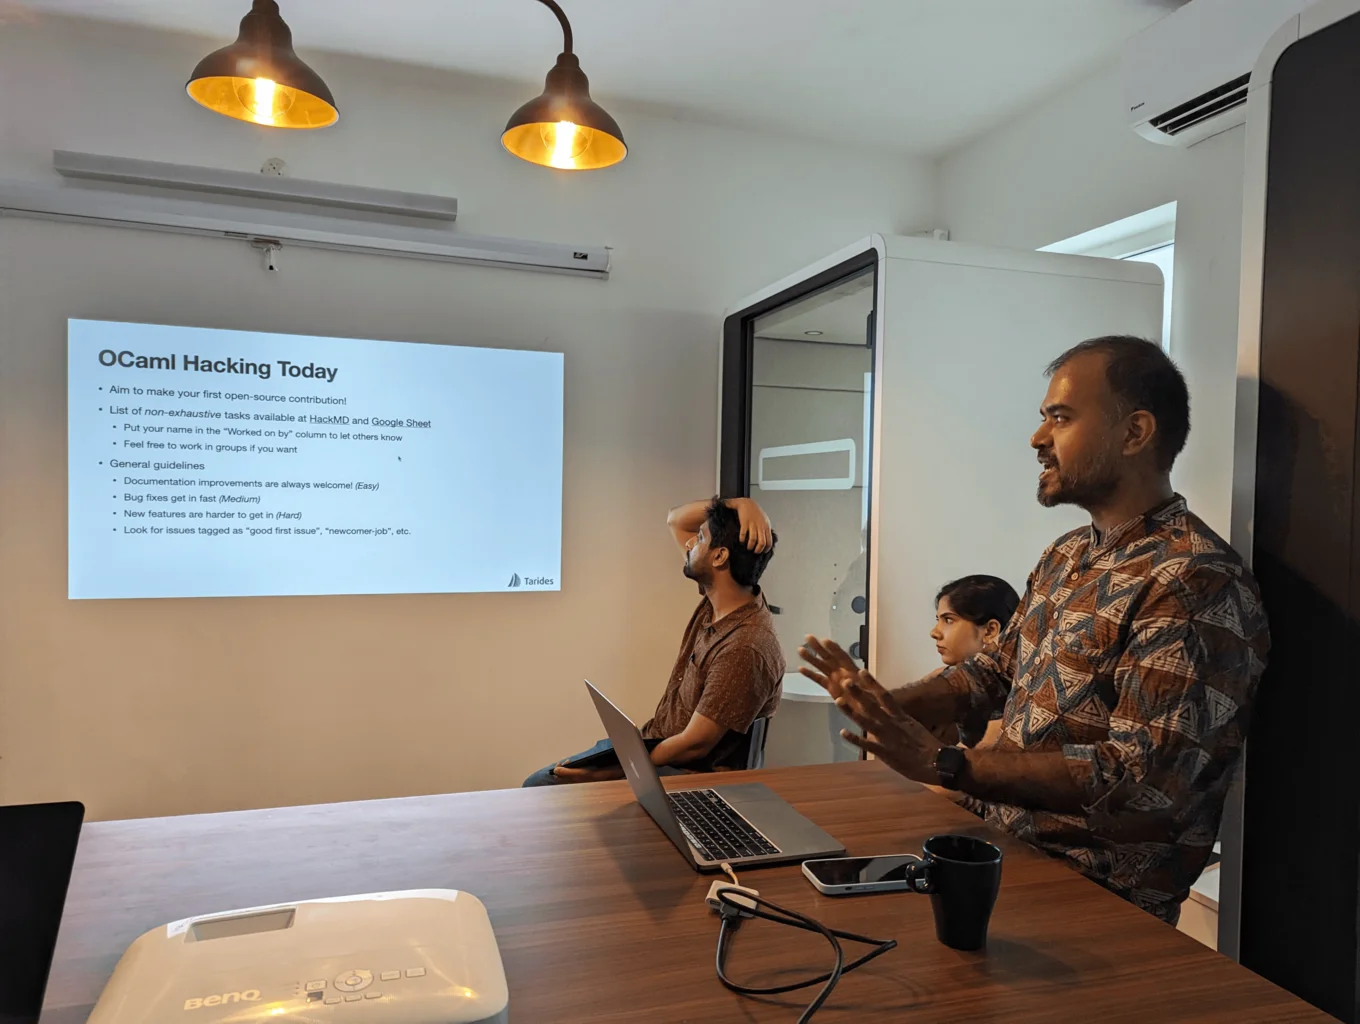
[1122, 0, 1313, 147]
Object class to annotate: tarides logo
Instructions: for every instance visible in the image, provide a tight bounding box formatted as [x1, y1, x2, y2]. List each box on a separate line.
[183, 990, 261, 1010]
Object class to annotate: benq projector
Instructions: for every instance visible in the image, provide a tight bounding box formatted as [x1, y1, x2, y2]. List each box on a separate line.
[86, 889, 509, 1023]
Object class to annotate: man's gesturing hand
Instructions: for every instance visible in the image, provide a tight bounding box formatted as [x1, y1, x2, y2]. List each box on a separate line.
[797, 636, 864, 700]
[833, 669, 948, 785]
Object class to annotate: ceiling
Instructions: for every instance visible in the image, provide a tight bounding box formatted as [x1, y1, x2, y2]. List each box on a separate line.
[756, 272, 875, 347]
[14, 0, 1187, 156]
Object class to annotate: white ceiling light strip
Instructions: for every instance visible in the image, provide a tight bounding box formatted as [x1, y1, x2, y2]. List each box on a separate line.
[757, 439, 857, 491]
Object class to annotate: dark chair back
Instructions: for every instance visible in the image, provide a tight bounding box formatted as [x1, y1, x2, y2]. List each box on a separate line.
[744, 716, 770, 771]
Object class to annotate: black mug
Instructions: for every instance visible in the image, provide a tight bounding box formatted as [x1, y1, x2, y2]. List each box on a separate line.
[903, 834, 1003, 951]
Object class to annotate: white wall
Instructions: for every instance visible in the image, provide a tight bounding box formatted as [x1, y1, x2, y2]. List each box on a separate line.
[0, 16, 935, 819]
[938, 64, 1245, 536]
[870, 244, 1161, 686]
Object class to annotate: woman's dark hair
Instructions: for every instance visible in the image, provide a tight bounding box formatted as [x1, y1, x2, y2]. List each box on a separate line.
[936, 575, 1020, 631]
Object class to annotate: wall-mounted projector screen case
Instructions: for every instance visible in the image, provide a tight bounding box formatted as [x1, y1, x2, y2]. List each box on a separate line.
[69, 320, 563, 599]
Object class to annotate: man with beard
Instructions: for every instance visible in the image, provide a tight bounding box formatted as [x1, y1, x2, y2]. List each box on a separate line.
[800, 336, 1268, 924]
[523, 496, 783, 786]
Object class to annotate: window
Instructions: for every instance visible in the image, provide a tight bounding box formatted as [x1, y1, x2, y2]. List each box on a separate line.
[1123, 242, 1174, 352]
[1039, 202, 1177, 353]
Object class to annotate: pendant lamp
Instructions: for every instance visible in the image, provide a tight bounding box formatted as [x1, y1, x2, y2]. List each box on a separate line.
[187, 0, 338, 129]
[502, 0, 626, 170]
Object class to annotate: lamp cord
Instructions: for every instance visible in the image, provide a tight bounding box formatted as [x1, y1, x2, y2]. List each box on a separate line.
[713, 889, 897, 1023]
[532, 0, 574, 54]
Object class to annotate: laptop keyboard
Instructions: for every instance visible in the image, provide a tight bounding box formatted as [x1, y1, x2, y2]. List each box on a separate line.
[667, 788, 780, 861]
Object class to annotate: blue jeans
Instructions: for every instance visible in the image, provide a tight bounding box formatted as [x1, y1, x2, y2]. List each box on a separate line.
[521, 738, 687, 787]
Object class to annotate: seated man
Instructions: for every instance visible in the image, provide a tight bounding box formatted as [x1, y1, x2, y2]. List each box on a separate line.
[801, 337, 1269, 925]
[523, 496, 783, 786]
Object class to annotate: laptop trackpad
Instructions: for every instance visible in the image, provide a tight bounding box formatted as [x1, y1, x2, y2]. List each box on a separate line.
[710, 782, 840, 853]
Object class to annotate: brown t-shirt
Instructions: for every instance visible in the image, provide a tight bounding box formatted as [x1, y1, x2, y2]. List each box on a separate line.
[641, 593, 785, 770]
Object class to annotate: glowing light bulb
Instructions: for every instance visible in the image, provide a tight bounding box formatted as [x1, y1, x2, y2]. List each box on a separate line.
[250, 77, 277, 125]
[549, 120, 578, 168]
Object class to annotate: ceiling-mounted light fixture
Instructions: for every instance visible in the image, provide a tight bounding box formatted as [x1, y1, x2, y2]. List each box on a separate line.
[502, 0, 626, 171]
[187, 0, 338, 130]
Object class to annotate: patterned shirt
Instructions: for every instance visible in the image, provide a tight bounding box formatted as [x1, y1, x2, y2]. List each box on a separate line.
[642, 592, 784, 770]
[946, 496, 1268, 923]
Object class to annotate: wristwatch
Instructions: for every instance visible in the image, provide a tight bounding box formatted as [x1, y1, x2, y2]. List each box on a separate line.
[933, 745, 967, 790]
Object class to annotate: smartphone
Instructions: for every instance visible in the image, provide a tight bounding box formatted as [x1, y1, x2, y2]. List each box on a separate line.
[801, 854, 921, 896]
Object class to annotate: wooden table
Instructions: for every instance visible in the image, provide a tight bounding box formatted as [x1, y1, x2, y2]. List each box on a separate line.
[43, 762, 1330, 1023]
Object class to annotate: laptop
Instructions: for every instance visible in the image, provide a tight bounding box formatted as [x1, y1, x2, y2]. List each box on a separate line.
[585, 681, 843, 870]
[0, 800, 85, 1024]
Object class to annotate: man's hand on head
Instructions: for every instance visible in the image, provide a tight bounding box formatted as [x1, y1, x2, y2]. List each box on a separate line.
[725, 498, 773, 553]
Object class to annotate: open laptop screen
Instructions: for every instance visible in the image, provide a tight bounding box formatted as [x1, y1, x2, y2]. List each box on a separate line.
[584, 682, 697, 865]
[0, 801, 85, 1024]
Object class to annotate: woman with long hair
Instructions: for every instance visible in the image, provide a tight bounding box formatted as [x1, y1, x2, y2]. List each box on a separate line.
[930, 574, 1020, 749]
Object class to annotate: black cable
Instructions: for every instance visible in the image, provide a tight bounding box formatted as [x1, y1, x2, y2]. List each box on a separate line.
[717, 908, 896, 994]
[713, 890, 897, 1023]
[718, 909, 841, 1020]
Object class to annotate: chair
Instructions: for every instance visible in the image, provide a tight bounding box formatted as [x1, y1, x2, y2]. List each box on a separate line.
[744, 716, 771, 771]
[0, 801, 85, 1024]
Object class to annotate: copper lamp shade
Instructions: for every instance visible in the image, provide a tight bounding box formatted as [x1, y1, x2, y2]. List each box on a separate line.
[187, 0, 338, 130]
[502, 2, 626, 170]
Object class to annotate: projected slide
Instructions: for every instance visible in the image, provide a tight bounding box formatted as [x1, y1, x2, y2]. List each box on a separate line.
[68, 320, 563, 600]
